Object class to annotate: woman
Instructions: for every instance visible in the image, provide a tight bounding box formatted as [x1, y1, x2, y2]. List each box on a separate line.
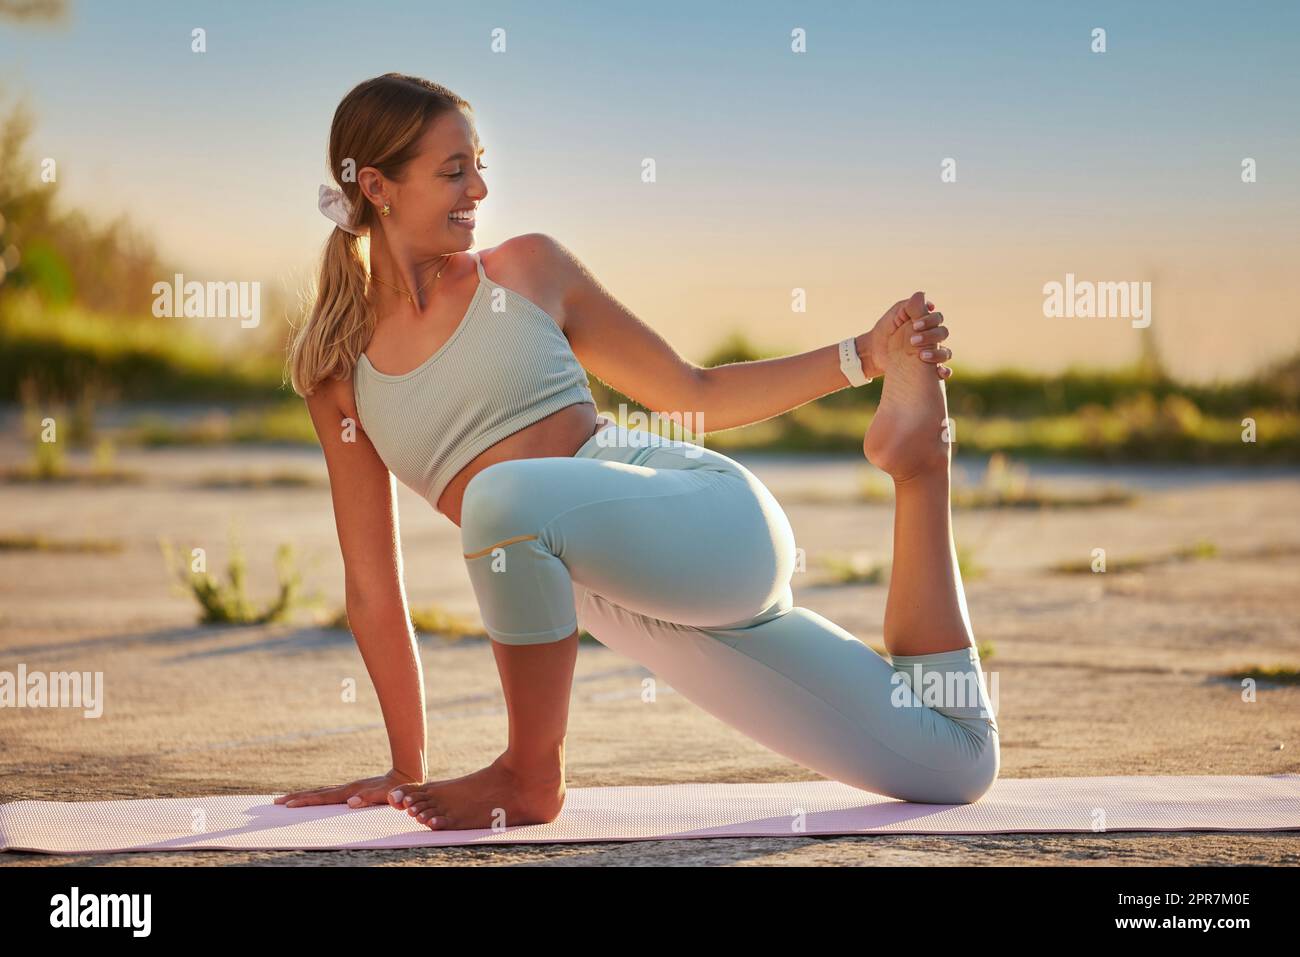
[277, 73, 998, 830]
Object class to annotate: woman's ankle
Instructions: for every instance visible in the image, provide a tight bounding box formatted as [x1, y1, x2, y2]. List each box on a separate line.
[892, 461, 951, 492]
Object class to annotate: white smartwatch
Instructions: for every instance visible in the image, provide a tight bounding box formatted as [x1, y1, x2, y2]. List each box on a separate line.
[838, 337, 873, 387]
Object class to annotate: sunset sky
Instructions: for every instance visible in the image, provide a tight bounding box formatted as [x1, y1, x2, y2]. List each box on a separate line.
[2, 0, 1297, 383]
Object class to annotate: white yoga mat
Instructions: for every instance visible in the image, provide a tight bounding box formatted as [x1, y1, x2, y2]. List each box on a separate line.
[2, 774, 1297, 854]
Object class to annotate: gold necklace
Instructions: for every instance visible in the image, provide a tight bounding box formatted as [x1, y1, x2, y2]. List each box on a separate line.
[370, 254, 452, 305]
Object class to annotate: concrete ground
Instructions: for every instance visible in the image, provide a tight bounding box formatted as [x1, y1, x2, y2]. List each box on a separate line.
[1, 434, 1297, 865]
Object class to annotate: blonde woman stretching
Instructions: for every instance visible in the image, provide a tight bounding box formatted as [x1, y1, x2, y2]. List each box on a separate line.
[279, 73, 998, 831]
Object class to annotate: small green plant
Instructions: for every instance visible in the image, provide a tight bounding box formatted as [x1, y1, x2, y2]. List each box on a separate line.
[1227, 665, 1300, 686]
[329, 604, 602, 645]
[820, 552, 890, 584]
[952, 452, 1136, 509]
[956, 545, 985, 581]
[159, 532, 306, 624]
[1180, 540, 1218, 560]
[819, 546, 983, 584]
[2, 380, 138, 483]
[91, 437, 117, 477]
[854, 472, 895, 504]
[130, 411, 233, 447]
[409, 604, 487, 640]
[1050, 539, 1218, 574]
[194, 469, 325, 489]
[0, 533, 121, 553]
[67, 378, 109, 449]
[844, 455, 1134, 509]
[31, 431, 66, 479]
[16, 378, 68, 479]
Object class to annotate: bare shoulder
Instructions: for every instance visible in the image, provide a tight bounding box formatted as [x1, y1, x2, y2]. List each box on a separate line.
[478, 233, 567, 276]
[478, 234, 586, 329]
[306, 370, 359, 429]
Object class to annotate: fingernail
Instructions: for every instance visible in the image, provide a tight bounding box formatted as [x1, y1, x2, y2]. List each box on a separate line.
[912, 319, 925, 330]
[922, 351, 934, 359]
[390, 789, 403, 801]
[910, 334, 923, 344]
[347, 796, 360, 806]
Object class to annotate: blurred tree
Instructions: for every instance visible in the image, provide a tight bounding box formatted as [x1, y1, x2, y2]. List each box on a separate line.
[0, 94, 166, 314]
[698, 329, 778, 367]
[0, 0, 68, 24]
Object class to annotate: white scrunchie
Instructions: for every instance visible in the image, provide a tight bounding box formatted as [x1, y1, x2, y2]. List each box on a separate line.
[318, 184, 368, 236]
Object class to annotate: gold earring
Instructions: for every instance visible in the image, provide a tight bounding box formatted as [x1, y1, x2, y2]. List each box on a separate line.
[381, 204, 391, 217]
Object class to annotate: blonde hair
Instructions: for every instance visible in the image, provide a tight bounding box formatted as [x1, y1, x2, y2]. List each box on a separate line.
[285, 73, 471, 397]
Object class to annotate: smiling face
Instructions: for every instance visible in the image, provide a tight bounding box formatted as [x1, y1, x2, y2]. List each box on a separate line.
[365, 108, 487, 255]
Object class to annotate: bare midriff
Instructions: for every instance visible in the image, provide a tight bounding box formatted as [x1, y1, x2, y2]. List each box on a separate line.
[435, 401, 616, 528]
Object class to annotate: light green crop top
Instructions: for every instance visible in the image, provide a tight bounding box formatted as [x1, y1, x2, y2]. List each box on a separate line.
[352, 251, 597, 507]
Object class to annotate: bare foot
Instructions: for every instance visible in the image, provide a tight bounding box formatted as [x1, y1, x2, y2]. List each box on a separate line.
[863, 292, 953, 482]
[387, 754, 565, 831]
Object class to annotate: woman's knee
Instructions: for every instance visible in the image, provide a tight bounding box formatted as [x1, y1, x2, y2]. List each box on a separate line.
[912, 731, 1000, 805]
[461, 461, 543, 554]
[844, 726, 1000, 806]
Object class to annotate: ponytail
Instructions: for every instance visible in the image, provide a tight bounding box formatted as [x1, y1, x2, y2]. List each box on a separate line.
[286, 224, 373, 397]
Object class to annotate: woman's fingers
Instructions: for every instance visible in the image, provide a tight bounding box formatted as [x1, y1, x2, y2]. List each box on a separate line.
[936, 364, 953, 379]
[909, 321, 949, 347]
[278, 785, 348, 808]
[889, 295, 939, 328]
[905, 303, 952, 364]
[274, 789, 318, 805]
[345, 787, 384, 808]
[294, 789, 347, 807]
[355, 781, 407, 807]
[910, 310, 945, 333]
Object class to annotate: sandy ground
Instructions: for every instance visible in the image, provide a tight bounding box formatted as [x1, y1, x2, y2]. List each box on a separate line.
[1, 427, 1298, 866]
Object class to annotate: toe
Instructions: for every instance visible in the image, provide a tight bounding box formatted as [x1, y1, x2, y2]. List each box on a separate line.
[390, 783, 434, 805]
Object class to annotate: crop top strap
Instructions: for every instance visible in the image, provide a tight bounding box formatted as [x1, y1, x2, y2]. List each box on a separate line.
[472, 250, 487, 282]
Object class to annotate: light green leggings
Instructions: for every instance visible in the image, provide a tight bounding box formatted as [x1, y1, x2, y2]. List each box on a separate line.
[460, 420, 1000, 804]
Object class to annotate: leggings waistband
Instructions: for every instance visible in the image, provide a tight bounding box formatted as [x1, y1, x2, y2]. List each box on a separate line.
[574, 417, 726, 471]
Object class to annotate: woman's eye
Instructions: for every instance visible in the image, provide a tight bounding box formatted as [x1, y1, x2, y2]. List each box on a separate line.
[447, 164, 487, 178]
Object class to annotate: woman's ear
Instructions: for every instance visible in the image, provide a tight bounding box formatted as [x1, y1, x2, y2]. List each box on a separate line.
[356, 166, 387, 211]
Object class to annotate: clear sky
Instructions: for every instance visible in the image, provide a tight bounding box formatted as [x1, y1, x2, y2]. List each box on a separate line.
[2, 0, 1297, 383]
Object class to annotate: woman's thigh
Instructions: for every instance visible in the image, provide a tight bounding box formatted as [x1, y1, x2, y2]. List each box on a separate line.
[459, 428, 798, 636]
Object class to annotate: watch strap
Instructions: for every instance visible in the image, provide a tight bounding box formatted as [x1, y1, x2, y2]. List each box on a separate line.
[838, 337, 872, 387]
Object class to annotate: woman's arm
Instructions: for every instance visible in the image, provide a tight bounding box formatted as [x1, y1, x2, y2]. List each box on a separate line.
[305, 381, 428, 783]
[539, 233, 950, 431]
[685, 295, 946, 431]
